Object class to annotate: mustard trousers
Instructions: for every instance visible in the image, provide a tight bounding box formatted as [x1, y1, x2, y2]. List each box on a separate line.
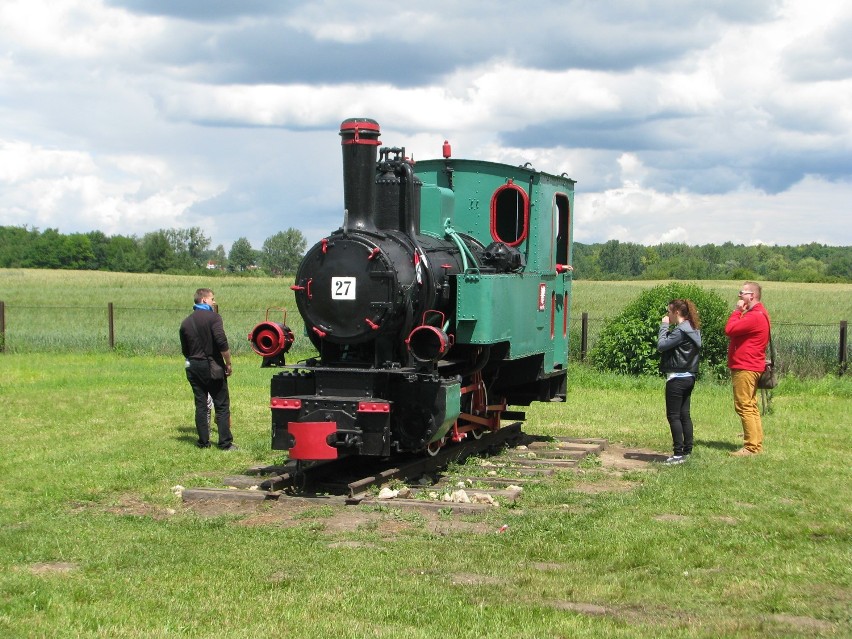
[731, 369, 763, 453]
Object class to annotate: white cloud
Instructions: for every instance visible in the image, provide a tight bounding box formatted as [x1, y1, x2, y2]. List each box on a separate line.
[0, 0, 163, 59]
[0, 139, 223, 237]
[575, 175, 852, 246]
[0, 0, 850, 251]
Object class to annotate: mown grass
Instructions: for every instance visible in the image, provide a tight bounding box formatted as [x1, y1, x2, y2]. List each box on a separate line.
[1, 352, 849, 638]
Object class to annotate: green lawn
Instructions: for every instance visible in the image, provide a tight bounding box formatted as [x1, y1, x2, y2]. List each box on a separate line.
[1, 352, 849, 638]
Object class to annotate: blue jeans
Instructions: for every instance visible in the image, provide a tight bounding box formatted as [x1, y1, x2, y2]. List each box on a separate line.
[665, 376, 695, 456]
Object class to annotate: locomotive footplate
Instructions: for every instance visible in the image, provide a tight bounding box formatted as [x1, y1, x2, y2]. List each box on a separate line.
[270, 366, 461, 460]
[272, 396, 392, 460]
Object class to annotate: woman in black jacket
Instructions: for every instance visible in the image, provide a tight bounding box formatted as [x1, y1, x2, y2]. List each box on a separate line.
[657, 299, 702, 464]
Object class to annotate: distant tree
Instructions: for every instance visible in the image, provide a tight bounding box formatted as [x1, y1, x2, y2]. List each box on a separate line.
[825, 252, 852, 280]
[763, 253, 793, 281]
[0, 226, 36, 267]
[209, 244, 228, 270]
[26, 228, 67, 268]
[656, 242, 688, 260]
[164, 227, 210, 270]
[105, 235, 145, 272]
[228, 237, 256, 271]
[86, 231, 111, 269]
[568, 242, 599, 279]
[64, 233, 96, 269]
[796, 257, 827, 283]
[641, 246, 660, 270]
[261, 228, 307, 276]
[142, 230, 176, 272]
[598, 240, 643, 278]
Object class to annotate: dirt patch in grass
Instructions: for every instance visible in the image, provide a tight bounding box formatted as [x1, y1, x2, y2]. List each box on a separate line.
[104, 495, 178, 520]
[600, 445, 667, 471]
[27, 562, 79, 575]
[763, 614, 836, 633]
[542, 599, 698, 629]
[70, 495, 179, 520]
[569, 444, 660, 494]
[538, 597, 840, 634]
[653, 513, 689, 523]
[570, 477, 637, 494]
[233, 500, 494, 536]
[447, 572, 504, 586]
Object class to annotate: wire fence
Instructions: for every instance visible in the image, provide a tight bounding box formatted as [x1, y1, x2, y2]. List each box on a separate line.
[567, 314, 848, 377]
[0, 302, 847, 377]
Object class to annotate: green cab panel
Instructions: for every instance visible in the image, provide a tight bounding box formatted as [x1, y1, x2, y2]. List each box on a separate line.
[455, 273, 561, 357]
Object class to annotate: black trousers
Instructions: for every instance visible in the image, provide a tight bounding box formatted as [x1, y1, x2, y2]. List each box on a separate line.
[185, 360, 233, 448]
[665, 376, 695, 456]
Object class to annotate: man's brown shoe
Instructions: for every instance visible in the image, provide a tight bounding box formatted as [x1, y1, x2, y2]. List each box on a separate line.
[729, 448, 757, 457]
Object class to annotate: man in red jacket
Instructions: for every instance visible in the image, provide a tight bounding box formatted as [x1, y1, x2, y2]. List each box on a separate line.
[724, 281, 770, 456]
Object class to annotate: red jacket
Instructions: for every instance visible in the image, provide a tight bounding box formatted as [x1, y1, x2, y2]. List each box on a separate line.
[725, 302, 770, 371]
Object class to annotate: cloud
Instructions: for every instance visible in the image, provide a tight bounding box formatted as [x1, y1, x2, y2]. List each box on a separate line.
[1, 0, 851, 251]
[0, 139, 222, 237]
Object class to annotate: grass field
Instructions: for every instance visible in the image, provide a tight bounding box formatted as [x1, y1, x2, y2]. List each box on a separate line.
[2, 268, 851, 321]
[1, 348, 850, 637]
[1, 269, 850, 363]
[1, 269, 850, 636]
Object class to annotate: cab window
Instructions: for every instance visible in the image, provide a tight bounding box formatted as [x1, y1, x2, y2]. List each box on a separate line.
[490, 181, 529, 246]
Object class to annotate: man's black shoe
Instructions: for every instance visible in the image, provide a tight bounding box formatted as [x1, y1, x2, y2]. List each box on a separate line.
[196, 442, 211, 449]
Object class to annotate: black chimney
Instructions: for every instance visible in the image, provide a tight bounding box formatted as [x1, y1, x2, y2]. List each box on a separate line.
[339, 118, 381, 233]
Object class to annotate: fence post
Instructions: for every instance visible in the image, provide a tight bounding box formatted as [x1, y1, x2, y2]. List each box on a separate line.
[840, 320, 848, 377]
[108, 303, 115, 349]
[581, 312, 589, 361]
[0, 300, 5, 353]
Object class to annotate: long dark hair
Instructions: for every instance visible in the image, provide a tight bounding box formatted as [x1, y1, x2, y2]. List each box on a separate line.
[669, 299, 701, 329]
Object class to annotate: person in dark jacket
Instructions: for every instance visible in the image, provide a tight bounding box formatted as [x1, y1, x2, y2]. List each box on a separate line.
[179, 288, 236, 450]
[657, 299, 702, 464]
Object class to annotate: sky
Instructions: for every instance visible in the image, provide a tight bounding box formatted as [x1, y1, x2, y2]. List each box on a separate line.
[1, 0, 851, 252]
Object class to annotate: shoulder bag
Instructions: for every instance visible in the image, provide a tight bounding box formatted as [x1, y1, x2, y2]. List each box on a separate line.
[757, 327, 778, 390]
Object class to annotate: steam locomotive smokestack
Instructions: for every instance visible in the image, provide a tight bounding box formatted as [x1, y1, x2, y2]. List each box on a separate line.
[339, 118, 381, 233]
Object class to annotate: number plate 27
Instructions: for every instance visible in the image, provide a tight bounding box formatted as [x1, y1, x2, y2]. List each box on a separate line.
[331, 277, 356, 300]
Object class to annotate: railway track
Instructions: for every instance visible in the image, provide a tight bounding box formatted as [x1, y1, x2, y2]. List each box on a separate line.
[180, 424, 607, 514]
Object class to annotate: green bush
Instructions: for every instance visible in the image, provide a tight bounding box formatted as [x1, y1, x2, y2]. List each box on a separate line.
[590, 283, 729, 379]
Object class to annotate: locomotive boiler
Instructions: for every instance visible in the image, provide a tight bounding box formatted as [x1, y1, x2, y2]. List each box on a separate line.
[249, 118, 575, 461]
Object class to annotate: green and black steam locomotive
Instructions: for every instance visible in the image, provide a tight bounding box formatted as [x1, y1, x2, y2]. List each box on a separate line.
[249, 118, 575, 460]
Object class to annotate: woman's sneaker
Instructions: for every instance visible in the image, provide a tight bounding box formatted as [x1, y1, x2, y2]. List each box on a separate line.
[664, 455, 685, 465]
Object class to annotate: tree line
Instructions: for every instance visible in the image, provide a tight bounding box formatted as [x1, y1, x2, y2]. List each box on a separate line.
[572, 240, 851, 283]
[1, 226, 849, 282]
[0, 226, 306, 276]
